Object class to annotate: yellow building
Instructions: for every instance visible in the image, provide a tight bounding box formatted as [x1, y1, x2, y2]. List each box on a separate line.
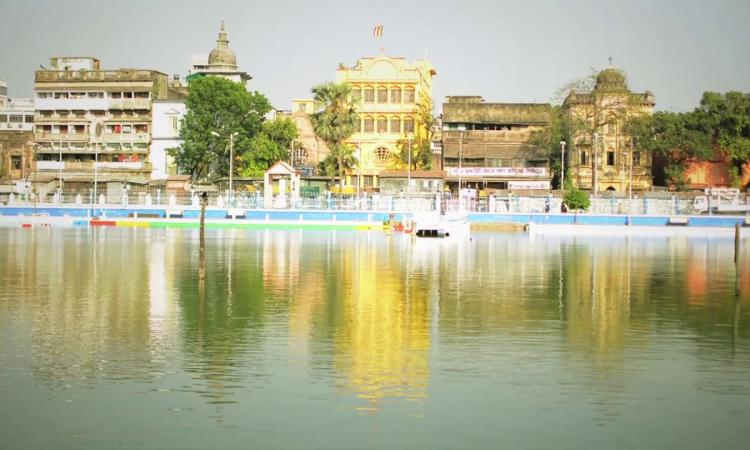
[563, 68, 655, 192]
[336, 54, 436, 190]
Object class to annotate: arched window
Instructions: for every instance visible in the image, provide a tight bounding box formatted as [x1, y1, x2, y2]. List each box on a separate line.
[377, 116, 388, 133]
[375, 146, 390, 164]
[364, 87, 374, 103]
[294, 147, 308, 165]
[404, 87, 415, 103]
[404, 117, 414, 133]
[351, 86, 361, 102]
[354, 117, 362, 133]
[364, 116, 374, 133]
[580, 150, 589, 166]
[390, 87, 401, 103]
[390, 117, 401, 134]
[377, 87, 388, 103]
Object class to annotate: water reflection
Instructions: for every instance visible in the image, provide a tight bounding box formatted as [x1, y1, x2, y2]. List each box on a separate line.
[0, 227, 749, 438]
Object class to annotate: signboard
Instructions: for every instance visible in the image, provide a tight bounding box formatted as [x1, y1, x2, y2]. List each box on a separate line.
[446, 167, 548, 178]
[508, 181, 551, 190]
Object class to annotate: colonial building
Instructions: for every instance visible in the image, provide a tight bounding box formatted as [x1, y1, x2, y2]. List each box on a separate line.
[188, 22, 250, 86]
[284, 99, 331, 175]
[0, 81, 34, 181]
[33, 57, 174, 186]
[563, 68, 655, 192]
[441, 96, 552, 191]
[335, 54, 436, 190]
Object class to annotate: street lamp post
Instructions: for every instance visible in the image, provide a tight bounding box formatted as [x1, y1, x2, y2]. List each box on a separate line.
[592, 132, 598, 197]
[629, 138, 634, 206]
[560, 140, 566, 194]
[407, 134, 412, 210]
[212, 131, 238, 205]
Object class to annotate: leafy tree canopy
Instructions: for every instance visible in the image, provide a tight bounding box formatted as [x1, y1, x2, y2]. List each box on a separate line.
[310, 82, 357, 184]
[241, 117, 299, 177]
[175, 76, 271, 181]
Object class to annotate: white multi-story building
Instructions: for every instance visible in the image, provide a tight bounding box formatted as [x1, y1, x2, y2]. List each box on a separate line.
[150, 100, 186, 179]
[33, 57, 174, 184]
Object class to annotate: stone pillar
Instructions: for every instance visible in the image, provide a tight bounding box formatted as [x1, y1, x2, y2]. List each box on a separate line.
[264, 173, 272, 208]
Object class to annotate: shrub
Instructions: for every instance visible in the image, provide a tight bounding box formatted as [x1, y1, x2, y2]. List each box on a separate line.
[564, 189, 591, 211]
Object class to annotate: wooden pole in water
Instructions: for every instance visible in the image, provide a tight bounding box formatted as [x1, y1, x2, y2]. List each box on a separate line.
[736, 222, 741, 297]
[199, 192, 207, 280]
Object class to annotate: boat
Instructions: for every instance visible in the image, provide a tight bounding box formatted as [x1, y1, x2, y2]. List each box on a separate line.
[413, 211, 470, 238]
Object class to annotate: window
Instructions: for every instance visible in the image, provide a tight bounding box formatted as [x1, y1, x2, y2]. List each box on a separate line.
[351, 88, 361, 102]
[0, 115, 6, 122]
[354, 118, 361, 133]
[54, 92, 68, 99]
[134, 92, 149, 99]
[110, 92, 122, 99]
[11, 156, 22, 171]
[390, 117, 401, 134]
[607, 118, 616, 135]
[170, 117, 180, 133]
[377, 116, 387, 133]
[88, 92, 104, 98]
[122, 125, 132, 133]
[404, 87, 415, 103]
[9, 115, 22, 123]
[123, 92, 133, 99]
[37, 92, 49, 99]
[364, 87, 374, 103]
[607, 150, 615, 166]
[294, 147, 308, 165]
[364, 116, 374, 132]
[375, 146, 390, 164]
[390, 87, 401, 103]
[25, 115, 34, 123]
[404, 117, 414, 133]
[377, 87, 388, 103]
[580, 150, 589, 166]
[633, 151, 641, 166]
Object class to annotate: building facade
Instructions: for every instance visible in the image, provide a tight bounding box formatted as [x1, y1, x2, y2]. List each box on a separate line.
[441, 96, 552, 191]
[563, 68, 655, 192]
[188, 22, 250, 85]
[284, 99, 331, 175]
[335, 54, 436, 190]
[0, 81, 34, 181]
[150, 100, 186, 179]
[33, 57, 173, 186]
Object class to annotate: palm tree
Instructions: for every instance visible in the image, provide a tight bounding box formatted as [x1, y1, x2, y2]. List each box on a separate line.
[310, 83, 358, 188]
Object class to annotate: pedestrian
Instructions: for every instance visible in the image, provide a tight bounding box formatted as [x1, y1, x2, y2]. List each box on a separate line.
[561, 202, 568, 213]
[544, 199, 550, 213]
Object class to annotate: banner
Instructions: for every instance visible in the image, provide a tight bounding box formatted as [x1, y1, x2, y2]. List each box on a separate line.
[446, 167, 548, 178]
[508, 181, 551, 190]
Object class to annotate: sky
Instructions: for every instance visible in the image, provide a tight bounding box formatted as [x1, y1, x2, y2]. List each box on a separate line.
[1, 0, 749, 113]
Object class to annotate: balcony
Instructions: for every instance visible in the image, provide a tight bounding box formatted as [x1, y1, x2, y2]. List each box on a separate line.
[102, 133, 150, 143]
[108, 98, 151, 110]
[34, 132, 90, 142]
[34, 161, 151, 172]
[35, 70, 162, 83]
[35, 97, 109, 111]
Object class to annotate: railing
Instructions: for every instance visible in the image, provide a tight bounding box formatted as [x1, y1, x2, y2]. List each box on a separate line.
[102, 133, 150, 143]
[34, 132, 90, 142]
[35, 70, 163, 83]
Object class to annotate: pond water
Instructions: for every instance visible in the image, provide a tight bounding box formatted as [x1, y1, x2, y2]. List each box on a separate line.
[1, 228, 749, 449]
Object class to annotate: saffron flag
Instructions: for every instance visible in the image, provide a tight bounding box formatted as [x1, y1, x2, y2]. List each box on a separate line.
[373, 25, 383, 38]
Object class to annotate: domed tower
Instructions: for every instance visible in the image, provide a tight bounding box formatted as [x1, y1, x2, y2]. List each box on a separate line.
[188, 21, 251, 85]
[594, 68, 628, 93]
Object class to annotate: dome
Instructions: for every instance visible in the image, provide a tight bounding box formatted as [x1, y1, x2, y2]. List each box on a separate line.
[207, 21, 237, 68]
[594, 68, 628, 92]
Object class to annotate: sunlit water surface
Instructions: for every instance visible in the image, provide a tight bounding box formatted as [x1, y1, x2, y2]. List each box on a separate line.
[1, 228, 749, 449]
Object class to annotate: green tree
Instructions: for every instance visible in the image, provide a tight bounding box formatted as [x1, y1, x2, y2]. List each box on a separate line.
[624, 111, 711, 190]
[530, 105, 572, 189]
[563, 188, 590, 211]
[697, 91, 750, 171]
[175, 76, 271, 181]
[241, 117, 299, 177]
[310, 83, 358, 186]
[317, 144, 356, 188]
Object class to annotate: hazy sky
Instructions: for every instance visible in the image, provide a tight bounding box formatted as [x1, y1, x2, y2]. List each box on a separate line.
[1, 0, 749, 112]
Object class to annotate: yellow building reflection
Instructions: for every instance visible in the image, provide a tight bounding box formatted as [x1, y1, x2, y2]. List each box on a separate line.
[332, 236, 431, 414]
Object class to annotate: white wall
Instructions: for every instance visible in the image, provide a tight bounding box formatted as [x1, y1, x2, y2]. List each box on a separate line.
[150, 101, 186, 179]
